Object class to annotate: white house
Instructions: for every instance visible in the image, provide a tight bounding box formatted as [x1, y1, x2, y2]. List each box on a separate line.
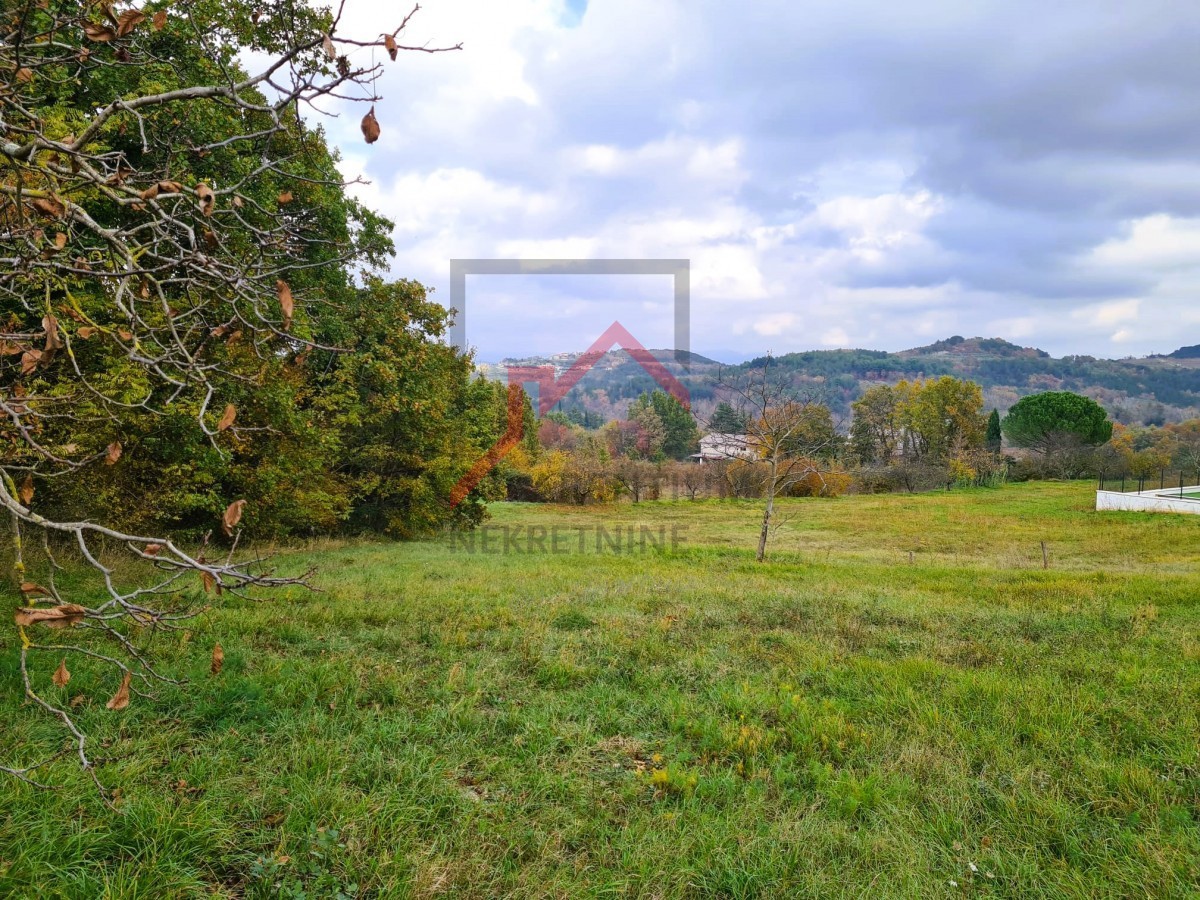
[694, 433, 756, 463]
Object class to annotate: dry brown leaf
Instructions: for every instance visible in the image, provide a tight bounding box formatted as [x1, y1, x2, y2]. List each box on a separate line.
[200, 570, 215, 594]
[52, 658, 71, 688]
[384, 33, 397, 61]
[117, 328, 133, 341]
[69, 694, 86, 708]
[195, 183, 215, 217]
[18, 473, 33, 505]
[105, 440, 123, 465]
[217, 404, 236, 432]
[20, 349, 42, 375]
[211, 643, 224, 676]
[115, 9, 146, 37]
[14, 604, 88, 629]
[20, 582, 52, 597]
[222, 499, 246, 536]
[152, 9, 167, 30]
[276, 280, 294, 330]
[322, 32, 336, 60]
[30, 196, 64, 218]
[232, 195, 244, 209]
[139, 184, 160, 201]
[106, 671, 132, 711]
[144, 542, 162, 556]
[83, 22, 117, 41]
[43, 315, 64, 351]
[277, 191, 293, 205]
[361, 106, 380, 144]
[16, 67, 33, 83]
[77, 325, 98, 339]
[53, 232, 67, 251]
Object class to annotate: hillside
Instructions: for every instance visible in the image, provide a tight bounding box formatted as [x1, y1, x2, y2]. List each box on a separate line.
[479, 336, 1200, 426]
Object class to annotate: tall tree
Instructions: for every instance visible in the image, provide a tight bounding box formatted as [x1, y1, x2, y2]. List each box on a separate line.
[709, 400, 749, 434]
[632, 390, 698, 459]
[986, 408, 1003, 453]
[0, 0, 457, 792]
[850, 384, 903, 464]
[899, 377, 986, 462]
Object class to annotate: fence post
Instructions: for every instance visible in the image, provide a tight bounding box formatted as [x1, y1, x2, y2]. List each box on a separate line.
[1181, 472, 1185, 499]
[1160, 469, 1165, 491]
[1121, 475, 1125, 492]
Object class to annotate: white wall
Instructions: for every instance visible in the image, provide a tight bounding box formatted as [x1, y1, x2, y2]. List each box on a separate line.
[1096, 489, 1200, 515]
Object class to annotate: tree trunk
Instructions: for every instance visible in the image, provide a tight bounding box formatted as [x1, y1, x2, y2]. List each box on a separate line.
[756, 459, 777, 562]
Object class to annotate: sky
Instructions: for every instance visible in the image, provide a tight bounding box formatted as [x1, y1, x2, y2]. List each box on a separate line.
[321, 0, 1200, 363]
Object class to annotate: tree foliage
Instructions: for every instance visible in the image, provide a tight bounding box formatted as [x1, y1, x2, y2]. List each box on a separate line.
[1002, 392, 1113, 452]
[0, 0, 472, 793]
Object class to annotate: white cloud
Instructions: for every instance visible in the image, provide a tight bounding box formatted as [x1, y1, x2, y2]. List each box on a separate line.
[299, 0, 1200, 360]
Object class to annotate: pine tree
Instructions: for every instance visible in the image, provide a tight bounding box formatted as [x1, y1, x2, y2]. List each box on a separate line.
[987, 409, 1003, 453]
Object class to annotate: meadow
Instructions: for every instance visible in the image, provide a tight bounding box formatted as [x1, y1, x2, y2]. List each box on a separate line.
[1, 482, 1198, 898]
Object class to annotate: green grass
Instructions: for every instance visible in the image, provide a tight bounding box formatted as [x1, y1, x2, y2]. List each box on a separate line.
[1, 482, 1199, 898]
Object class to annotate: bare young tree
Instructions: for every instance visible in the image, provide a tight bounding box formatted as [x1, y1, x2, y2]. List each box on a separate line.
[1, 0, 456, 796]
[612, 457, 662, 503]
[715, 357, 841, 562]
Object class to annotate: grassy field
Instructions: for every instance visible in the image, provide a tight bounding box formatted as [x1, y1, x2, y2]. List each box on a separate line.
[1, 482, 1198, 898]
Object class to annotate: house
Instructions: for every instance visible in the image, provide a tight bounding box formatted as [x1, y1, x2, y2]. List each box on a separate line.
[694, 433, 756, 463]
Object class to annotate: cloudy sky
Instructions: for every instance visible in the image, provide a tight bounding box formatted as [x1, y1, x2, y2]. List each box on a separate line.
[323, 0, 1200, 362]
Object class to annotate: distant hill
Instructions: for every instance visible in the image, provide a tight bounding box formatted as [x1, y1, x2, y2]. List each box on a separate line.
[1165, 345, 1200, 360]
[479, 337, 1200, 427]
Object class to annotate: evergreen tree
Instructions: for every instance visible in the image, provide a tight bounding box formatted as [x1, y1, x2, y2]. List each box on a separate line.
[709, 401, 749, 434]
[986, 409, 1003, 452]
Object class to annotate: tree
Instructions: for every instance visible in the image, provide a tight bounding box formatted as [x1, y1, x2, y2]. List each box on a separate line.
[709, 400, 748, 434]
[0, 0, 457, 793]
[632, 390, 698, 459]
[718, 358, 840, 562]
[630, 404, 666, 459]
[899, 377, 986, 462]
[986, 409, 1003, 453]
[613, 458, 662, 503]
[850, 385, 900, 464]
[316, 279, 507, 537]
[1003, 392, 1113, 455]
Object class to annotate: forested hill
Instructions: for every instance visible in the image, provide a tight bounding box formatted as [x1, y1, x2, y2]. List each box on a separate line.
[480, 336, 1200, 427]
